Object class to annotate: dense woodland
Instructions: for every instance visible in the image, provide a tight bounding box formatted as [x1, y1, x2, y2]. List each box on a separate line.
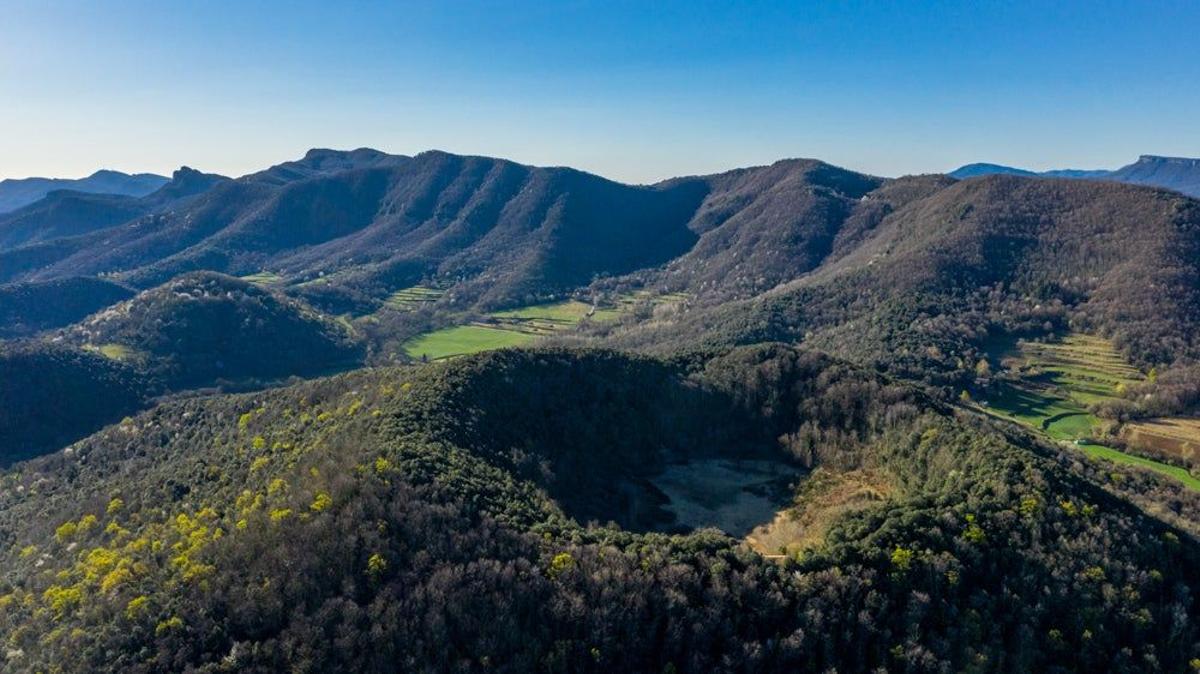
[4, 150, 1200, 671]
[2, 348, 1200, 672]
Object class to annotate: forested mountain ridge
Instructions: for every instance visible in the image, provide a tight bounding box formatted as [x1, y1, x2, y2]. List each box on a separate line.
[949, 154, 1200, 197]
[1, 346, 1198, 672]
[0, 150, 709, 313]
[0, 169, 168, 214]
[5, 147, 1200, 671]
[603, 174, 1200, 390]
[0, 167, 227, 253]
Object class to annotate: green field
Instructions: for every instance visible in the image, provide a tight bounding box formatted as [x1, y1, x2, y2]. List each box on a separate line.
[399, 292, 686, 361]
[490, 300, 598, 334]
[976, 333, 1200, 490]
[83, 343, 141, 361]
[981, 333, 1141, 441]
[399, 300, 595, 360]
[1077, 442, 1200, 491]
[402, 325, 536, 361]
[240, 271, 283, 286]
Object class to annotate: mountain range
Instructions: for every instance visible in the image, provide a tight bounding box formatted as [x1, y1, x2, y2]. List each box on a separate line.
[0, 169, 168, 214]
[949, 154, 1200, 197]
[4, 147, 1200, 672]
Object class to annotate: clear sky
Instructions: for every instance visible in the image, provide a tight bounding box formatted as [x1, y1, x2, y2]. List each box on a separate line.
[2, 0, 1198, 184]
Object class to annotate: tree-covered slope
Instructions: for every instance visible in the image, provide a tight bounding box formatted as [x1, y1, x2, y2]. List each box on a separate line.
[0, 342, 145, 464]
[1, 347, 1197, 672]
[0, 276, 135, 338]
[0, 168, 227, 256]
[606, 175, 1200, 390]
[643, 160, 885, 300]
[3, 150, 708, 314]
[64, 271, 363, 388]
[0, 272, 368, 463]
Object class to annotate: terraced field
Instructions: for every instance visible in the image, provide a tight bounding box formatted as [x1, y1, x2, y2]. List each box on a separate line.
[982, 334, 1141, 441]
[383, 286, 445, 311]
[978, 333, 1200, 491]
[490, 300, 596, 334]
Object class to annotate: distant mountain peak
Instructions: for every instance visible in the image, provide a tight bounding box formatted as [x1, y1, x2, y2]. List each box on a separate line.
[949, 156, 1200, 197]
[947, 163, 1037, 179]
[302, 147, 389, 161]
[0, 170, 169, 214]
[1136, 154, 1200, 166]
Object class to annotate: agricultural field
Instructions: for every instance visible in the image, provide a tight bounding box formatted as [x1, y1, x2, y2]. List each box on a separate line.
[239, 271, 283, 286]
[490, 300, 597, 334]
[1121, 417, 1200, 466]
[383, 286, 444, 311]
[596, 290, 688, 321]
[976, 333, 1200, 491]
[402, 325, 536, 361]
[980, 333, 1141, 441]
[82, 342, 141, 362]
[399, 292, 686, 361]
[399, 300, 596, 361]
[1077, 443, 1200, 491]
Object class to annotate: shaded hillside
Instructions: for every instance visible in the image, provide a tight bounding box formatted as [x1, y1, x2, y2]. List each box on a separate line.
[0, 167, 228, 274]
[0, 273, 365, 462]
[0, 277, 135, 338]
[607, 175, 1200, 389]
[64, 272, 363, 388]
[0, 192, 149, 249]
[0, 343, 145, 463]
[0, 347, 1197, 672]
[0, 170, 167, 214]
[644, 160, 884, 299]
[5, 150, 707, 313]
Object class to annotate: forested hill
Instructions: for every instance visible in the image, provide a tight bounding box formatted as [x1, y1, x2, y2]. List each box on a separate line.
[0, 273, 364, 462]
[605, 174, 1200, 389]
[0, 150, 711, 312]
[2, 346, 1198, 672]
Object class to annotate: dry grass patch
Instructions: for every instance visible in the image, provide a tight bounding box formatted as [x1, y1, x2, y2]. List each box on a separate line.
[745, 467, 892, 558]
[1121, 417, 1200, 466]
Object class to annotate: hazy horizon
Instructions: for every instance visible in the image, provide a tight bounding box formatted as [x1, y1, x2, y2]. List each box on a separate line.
[3, 1, 1198, 183]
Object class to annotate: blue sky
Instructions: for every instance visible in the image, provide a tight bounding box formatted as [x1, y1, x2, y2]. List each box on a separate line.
[1, 1, 1198, 183]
